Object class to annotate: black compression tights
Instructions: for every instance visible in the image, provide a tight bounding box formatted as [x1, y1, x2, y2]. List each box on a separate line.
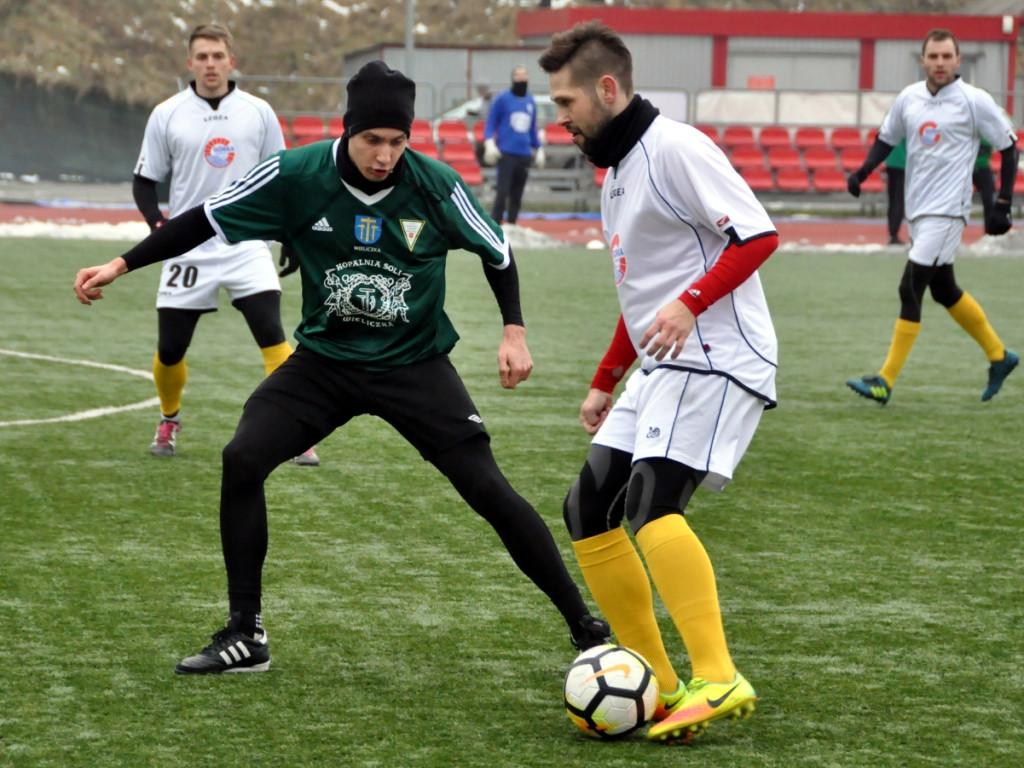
[156, 291, 285, 365]
[898, 261, 963, 323]
[219, 399, 586, 623]
[431, 435, 587, 622]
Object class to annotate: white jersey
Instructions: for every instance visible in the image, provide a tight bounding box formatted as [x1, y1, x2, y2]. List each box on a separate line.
[134, 84, 285, 216]
[601, 115, 778, 403]
[879, 78, 1016, 221]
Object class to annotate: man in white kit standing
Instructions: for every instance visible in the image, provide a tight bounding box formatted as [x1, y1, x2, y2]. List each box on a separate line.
[846, 28, 1019, 404]
[540, 21, 779, 745]
[133, 23, 318, 463]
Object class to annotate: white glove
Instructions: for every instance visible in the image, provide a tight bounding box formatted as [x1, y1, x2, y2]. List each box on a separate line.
[534, 147, 546, 170]
[483, 138, 501, 165]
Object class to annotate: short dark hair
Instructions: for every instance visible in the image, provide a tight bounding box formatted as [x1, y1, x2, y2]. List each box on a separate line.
[922, 28, 958, 56]
[538, 20, 633, 97]
[189, 23, 234, 55]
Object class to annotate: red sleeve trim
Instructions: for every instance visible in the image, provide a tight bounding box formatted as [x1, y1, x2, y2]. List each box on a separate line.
[679, 233, 778, 315]
[590, 314, 638, 393]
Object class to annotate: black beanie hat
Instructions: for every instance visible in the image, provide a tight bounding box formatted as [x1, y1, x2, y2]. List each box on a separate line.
[343, 61, 416, 137]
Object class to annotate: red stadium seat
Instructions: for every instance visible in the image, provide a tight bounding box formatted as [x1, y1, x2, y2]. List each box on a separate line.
[803, 147, 839, 172]
[830, 126, 864, 151]
[543, 121, 574, 145]
[812, 169, 849, 193]
[695, 124, 720, 145]
[291, 115, 326, 143]
[741, 167, 774, 192]
[472, 122, 486, 142]
[794, 127, 827, 150]
[594, 166, 608, 186]
[722, 125, 757, 150]
[408, 137, 440, 159]
[327, 116, 345, 136]
[410, 118, 432, 141]
[860, 173, 884, 193]
[758, 126, 792, 149]
[730, 146, 766, 170]
[278, 117, 296, 149]
[449, 160, 483, 186]
[776, 168, 811, 192]
[1014, 174, 1024, 194]
[766, 147, 802, 170]
[436, 120, 471, 143]
[441, 140, 478, 164]
[867, 128, 880, 146]
[987, 151, 1000, 173]
[839, 147, 868, 172]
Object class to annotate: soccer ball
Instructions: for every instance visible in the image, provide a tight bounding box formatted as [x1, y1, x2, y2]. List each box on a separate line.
[564, 643, 659, 739]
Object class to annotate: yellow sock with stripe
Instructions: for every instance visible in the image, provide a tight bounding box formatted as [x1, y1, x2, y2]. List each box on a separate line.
[260, 341, 293, 376]
[947, 293, 1005, 362]
[878, 318, 921, 387]
[636, 515, 736, 684]
[572, 528, 679, 694]
[153, 353, 186, 418]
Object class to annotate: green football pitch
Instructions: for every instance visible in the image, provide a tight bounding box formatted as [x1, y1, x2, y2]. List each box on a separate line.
[1, 238, 1022, 767]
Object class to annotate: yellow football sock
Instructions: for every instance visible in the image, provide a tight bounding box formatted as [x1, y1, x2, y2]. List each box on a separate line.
[572, 528, 679, 694]
[636, 515, 736, 684]
[947, 293, 1004, 362]
[878, 318, 921, 387]
[153, 353, 186, 418]
[260, 341, 293, 376]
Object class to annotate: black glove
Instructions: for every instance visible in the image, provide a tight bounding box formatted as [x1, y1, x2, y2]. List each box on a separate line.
[985, 200, 1012, 236]
[278, 244, 299, 277]
[846, 169, 867, 198]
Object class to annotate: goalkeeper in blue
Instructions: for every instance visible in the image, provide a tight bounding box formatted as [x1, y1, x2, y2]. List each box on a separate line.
[73, 60, 609, 674]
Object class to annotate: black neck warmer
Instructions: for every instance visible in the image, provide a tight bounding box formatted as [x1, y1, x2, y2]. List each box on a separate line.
[587, 95, 660, 169]
[190, 80, 236, 111]
[335, 136, 407, 195]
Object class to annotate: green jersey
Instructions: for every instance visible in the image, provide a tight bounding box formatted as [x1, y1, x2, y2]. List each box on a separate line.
[204, 141, 510, 369]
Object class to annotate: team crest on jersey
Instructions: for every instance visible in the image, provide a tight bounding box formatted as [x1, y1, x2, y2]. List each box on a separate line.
[610, 234, 627, 285]
[204, 137, 236, 168]
[919, 121, 941, 146]
[324, 262, 412, 326]
[355, 216, 383, 244]
[400, 219, 425, 251]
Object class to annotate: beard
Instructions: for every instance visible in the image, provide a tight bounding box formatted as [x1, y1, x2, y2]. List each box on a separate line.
[577, 110, 614, 157]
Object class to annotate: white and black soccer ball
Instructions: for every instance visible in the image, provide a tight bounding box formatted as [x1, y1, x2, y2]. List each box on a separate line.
[564, 643, 659, 739]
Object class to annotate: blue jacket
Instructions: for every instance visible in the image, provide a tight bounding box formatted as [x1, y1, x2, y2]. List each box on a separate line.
[484, 90, 540, 157]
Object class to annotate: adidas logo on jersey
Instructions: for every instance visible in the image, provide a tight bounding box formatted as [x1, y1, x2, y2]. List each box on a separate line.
[312, 217, 333, 232]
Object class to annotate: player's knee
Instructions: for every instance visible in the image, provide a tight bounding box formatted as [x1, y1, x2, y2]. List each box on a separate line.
[222, 437, 272, 486]
[156, 342, 187, 367]
[928, 268, 963, 308]
[897, 274, 924, 321]
[563, 478, 586, 541]
[624, 459, 700, 535]
[564, 447, 630, 541]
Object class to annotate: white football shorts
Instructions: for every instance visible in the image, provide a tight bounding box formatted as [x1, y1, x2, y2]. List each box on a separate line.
[155, 238, 281, 311]
[907, 215, 965, 267]
[592, 366, 767, 492]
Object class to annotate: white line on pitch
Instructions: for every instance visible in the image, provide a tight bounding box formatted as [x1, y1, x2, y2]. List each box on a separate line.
[0, 348, 159, 427]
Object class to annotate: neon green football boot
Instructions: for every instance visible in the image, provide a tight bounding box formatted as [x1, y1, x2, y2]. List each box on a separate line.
[646, 673, 756, 744]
